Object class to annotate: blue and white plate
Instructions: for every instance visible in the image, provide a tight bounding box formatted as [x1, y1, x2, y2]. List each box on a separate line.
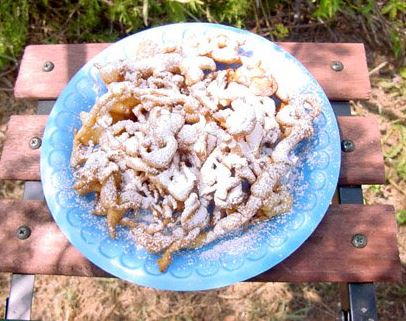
[40, 23, 340, 291]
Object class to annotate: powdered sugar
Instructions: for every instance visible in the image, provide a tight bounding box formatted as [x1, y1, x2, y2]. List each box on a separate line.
[197, 144, 310, 262]
[200, 223, 267, 260]
[68, 31, 321, 272]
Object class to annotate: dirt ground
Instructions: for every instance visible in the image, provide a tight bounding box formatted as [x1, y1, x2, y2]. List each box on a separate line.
[0, 49, 405, 321]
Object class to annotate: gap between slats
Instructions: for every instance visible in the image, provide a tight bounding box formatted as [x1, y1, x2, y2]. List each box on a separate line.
[0, 115, 385, 185]
[0, 200, 400, 282]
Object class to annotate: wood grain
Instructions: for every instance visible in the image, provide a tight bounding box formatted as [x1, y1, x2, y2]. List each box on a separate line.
[0, 115, 386, 186]
[0, 200, 400, 282]
[251, 204, 401, 282]
[339, 116, 385, 185]
[14, 43, 370, 100]
[0, 115, 48, 181]
[0, 200, 110, 278]
[15, 43, 110, 100]
[278, 42, 370, 100]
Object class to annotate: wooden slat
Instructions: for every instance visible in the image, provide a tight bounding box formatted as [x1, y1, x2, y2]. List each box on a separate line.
[339, 116, 385, 185]
[14, 43, 370, 100]
[0, 200, 109, 278]
[278, 42, 370, 100]
[0, 115, 386, 185]
[0, 115, 48, 181]
[251, 204, 401, 282]
[0, 200, 400, 282]
[15, 44, 110, 100]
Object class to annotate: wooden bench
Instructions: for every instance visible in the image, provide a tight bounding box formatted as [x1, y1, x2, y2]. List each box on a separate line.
[0, 42, 401, 321]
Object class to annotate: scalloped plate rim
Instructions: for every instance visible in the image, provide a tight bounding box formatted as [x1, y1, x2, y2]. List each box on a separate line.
[40, 22, 341, 291]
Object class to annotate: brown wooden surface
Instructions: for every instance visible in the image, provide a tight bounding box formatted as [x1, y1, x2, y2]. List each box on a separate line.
[251, 204, 401, 282]
[0, 200, 110, 278]
[0, 115, 386, 185]
[339, 116, 385, 185]
[0, 200, 400, 282]
[14, 43, 370, 100]
[0, 115, 48, 181]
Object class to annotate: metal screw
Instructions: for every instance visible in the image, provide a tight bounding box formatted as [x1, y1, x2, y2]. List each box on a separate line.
[352, 233, 367, 248]
[16, 225, 31, 240]
[42, 61, 54, 72]
[29, 136, 42, 149]
[331, 61, 344, 72]
[341, 139, 355, 152]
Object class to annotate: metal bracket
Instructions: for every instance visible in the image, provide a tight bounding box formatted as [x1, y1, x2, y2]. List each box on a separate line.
[4, 275, 35, 320]
[4, 181, 41, 320]
[4, 101, 53, 321]
[334, 101, 379, 321]
[349, 283, 378, 321]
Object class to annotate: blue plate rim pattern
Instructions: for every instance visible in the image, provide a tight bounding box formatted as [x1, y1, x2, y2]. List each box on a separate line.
[40, 22, 341, 291]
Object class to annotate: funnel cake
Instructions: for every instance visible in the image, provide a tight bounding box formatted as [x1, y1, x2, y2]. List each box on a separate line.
[71, 32, 321, 272]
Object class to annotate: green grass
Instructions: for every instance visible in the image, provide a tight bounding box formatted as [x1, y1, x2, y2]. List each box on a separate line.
[384, 124, 406, 182]
[0, 0, 28, 70]
[397, 209, 406, 225]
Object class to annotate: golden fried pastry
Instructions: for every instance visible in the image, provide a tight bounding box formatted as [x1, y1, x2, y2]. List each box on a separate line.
[71, 31, 320, 272]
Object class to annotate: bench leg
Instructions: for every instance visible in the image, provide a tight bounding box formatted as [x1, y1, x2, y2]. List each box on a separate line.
[4, 181, 45, 320]
[334, 99, 379, 321]
[334, 96, 380, 321]
[338, 185, 379, 321]
[340, 282, 378, 321]
[3, 102, 53, 320]
[5, 274, 35, 320]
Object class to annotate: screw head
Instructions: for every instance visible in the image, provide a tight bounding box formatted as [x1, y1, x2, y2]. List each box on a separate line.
[29, 136, 42, 149]
[352, 233, 367, 248]
[42, 61, 54, 72]
[341, 139, 355, 152]
[331, 61, 344, 72]
[16, 225, 31, 240]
